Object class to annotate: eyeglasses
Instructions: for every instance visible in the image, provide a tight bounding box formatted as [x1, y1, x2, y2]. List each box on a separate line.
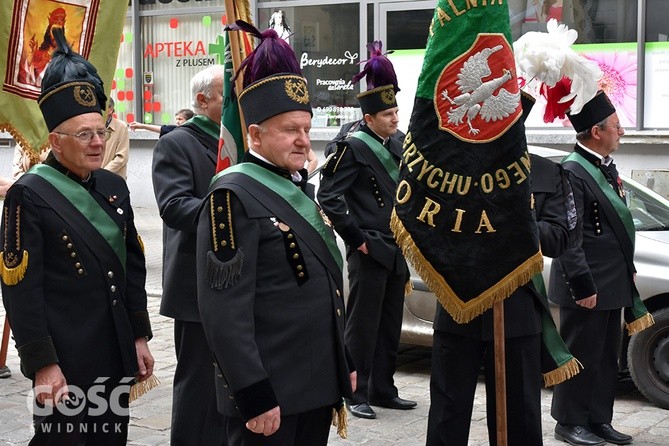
[54, 129, 112, 144]
[600, 123, 623, 132]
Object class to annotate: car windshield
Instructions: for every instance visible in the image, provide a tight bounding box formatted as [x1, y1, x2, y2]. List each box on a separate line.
[624, 178, 669, 231]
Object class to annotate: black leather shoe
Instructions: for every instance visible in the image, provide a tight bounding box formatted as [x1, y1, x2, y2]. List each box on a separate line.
[369, 396, 417, 410]
[347, 402, 376, 419]
[555, 423, 605, 446]
[588, 423, 633, 445]
[0, 366, 10, 379]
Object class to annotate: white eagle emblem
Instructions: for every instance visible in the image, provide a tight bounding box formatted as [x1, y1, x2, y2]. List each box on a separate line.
[439, 45, 520, 135]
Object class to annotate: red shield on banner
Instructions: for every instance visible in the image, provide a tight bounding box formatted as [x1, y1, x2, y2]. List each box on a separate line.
[434, 34, 521, 144]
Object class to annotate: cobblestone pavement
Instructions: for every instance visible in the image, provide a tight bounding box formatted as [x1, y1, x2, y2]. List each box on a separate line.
[1, 205, 667, 445]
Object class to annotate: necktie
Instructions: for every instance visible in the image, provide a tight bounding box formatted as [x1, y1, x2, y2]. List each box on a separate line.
[601, 161, 624, 200]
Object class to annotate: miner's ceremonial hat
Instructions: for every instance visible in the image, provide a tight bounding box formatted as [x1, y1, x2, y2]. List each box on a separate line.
[37, 31, 106, 131]
[567, 90, 617, 133]
[231, 20, 312, 125]
[353, 41, 399, 115]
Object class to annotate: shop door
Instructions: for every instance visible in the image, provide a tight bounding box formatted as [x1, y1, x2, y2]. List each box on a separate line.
[378, 1, 435, 135]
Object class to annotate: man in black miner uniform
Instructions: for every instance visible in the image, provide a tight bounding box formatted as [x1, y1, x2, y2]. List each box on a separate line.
[550, 91, 654, 446]
[318, 41, 416, 420]
[151, 64, 227, 445]
[324, 118, 405, 158]
[1, 39, 154, 445]
[196, 23, 354, 446]
[426, 92, 579, 446]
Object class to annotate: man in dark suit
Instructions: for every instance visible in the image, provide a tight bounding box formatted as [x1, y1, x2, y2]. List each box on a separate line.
[196, 27, 354, 445]
[318, 42, 416, 420]
[1, 39, 154, 445]
[151, 64, 227, 445]
[425, 159, 573, 445]
[550, 91, 653, 446]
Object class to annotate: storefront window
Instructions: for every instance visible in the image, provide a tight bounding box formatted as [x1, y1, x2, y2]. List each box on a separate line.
[111, 18, 136, 123]
[509, 0, 640, 129]
[259, 4, 361, 128]
[138, 0, 222, 12]
[133, 13, 225, 126]
[644, 0, 669, 129]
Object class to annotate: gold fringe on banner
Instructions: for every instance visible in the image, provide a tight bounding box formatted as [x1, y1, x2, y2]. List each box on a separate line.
[0, 123, 50, 158]
[129, 374, 160, 403]
[0, 250, 29, 286]
[390, 209, 544, 324]
[626, 313, 655, 336]
[331, 404, 348, 439]
[543, 357, 583, 388]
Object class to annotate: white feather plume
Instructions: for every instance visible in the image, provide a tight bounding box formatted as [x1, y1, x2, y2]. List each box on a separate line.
[513, 19, 602, 114]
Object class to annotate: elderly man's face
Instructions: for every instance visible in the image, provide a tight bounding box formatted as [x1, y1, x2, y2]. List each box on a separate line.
[49, 112, 106, 178]
[200, 76, 224, 124]
[251, 110, 312, 173]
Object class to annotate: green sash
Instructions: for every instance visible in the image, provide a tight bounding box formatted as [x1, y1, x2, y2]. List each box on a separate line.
[531, 274, 582, 386]
[564, 152, 635, 244]
[350, 131, 399, 182]
[212, 163, 343, 270]
[185, 115, 221, 140]
[30, 165, 127, 269]
[563, 152, 654, 334]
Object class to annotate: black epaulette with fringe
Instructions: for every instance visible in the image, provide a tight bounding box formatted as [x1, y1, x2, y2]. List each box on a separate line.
[204, 190, 244, 290]
[1, 200, 28, 286]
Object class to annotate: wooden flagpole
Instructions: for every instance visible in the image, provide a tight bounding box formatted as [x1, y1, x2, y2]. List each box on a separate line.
[223, 0, 250, 149]
[0, 318, 10, 370]
[493, 301, 508, 445]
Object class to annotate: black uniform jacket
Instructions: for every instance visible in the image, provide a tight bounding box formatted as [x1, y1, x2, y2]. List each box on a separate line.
[549, 145, 635, 309]
[197, 158, 352, 421]
[318, 125, 407, 274]
[1, 154, 151, 384]
[152, 120, 217, 321]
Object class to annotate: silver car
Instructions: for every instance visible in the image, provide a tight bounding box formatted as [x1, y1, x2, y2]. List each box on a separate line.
[399, 146, 669, 409]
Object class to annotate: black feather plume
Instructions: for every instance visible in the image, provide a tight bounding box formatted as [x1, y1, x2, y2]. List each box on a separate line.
[227, 20, 302, 90]
[41, 28, 107, 110]
[352, 41, 399, 92]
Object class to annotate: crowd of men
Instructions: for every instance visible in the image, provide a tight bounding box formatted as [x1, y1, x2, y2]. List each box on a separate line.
[0, 13, 653, 446]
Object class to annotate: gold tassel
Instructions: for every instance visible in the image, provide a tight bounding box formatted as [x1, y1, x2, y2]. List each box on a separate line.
[404, 278, 413, 297]
[331, 405, 348, 439]
[137, 235, 145, 254]
[129, 374, 160, 403]
[0, 250, 29, 286]
[626, 313, 655, 336]
[390, 211, 544, 324]
[543, 357, 583, 387]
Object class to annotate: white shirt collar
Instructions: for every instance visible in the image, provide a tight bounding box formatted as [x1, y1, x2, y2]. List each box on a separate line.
[249, 148, 303, 182]
[577, 141, 613, 166]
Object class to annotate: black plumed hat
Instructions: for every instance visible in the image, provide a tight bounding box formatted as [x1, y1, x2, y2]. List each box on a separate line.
[353, 41, 399, 115]
[230, 20, 312, 125]
[567, 91, 616, 133]
[37, 30, 106, 131]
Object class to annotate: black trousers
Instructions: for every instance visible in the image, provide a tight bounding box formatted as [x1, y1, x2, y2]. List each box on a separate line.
[426, 330, 543, 446]
[171, 320, 227, 445]
[226, 406, 332, 446]
[345, 251, 405, 404]
[551, 307, 622, 425]
[30, 381, 130, 446]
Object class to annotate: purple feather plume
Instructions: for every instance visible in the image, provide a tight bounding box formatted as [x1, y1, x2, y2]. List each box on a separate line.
[227, 20, 302, 90]
[352, 41, 398, 92]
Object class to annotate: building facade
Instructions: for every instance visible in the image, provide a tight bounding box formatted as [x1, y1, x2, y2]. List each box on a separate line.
[116, 0, 669, 134]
